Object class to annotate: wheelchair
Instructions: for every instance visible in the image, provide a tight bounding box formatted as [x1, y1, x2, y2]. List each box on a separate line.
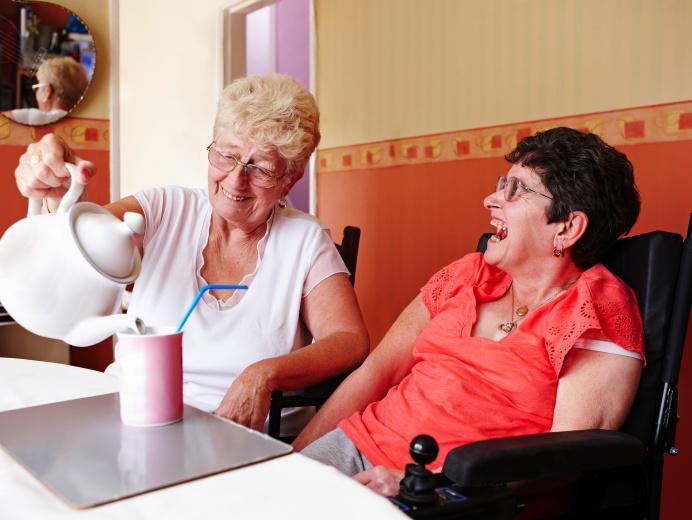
[392, 215, 692, 519]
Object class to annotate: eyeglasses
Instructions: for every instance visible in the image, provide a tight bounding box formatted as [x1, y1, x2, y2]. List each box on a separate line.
[496, 175, 553, 202]
[206, 142, 281, 188]
[31, 83, 47, 91]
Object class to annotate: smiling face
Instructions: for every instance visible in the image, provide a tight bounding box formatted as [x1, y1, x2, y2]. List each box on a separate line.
[207, 131, 297, 234]
[482, 164, 561, 273]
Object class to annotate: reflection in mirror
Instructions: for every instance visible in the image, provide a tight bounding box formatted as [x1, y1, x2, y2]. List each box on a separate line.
[0, 0, 95, 126]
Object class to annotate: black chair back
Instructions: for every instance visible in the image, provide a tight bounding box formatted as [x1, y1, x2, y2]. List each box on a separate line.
[335, 226, 361, 286]
[662, 215, 692, 388]
[605, 232, 682, 443]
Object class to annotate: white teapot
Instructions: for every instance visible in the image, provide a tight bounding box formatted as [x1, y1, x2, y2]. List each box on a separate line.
[0, 164, 144, 346]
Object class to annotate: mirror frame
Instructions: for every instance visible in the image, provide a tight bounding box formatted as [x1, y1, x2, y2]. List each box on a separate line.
[0, 0, 96, 126]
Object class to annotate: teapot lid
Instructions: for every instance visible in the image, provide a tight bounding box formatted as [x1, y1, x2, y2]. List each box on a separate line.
[69, 203, 143, 282]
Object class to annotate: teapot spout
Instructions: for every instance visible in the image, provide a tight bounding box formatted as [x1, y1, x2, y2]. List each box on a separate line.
[64, 314, 143, 347]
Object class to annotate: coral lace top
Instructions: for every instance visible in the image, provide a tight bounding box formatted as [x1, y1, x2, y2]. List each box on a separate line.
[339, 253, 645, 470]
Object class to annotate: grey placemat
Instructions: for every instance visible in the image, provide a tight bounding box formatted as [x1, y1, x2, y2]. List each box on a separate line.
[0, 393, 292, 508]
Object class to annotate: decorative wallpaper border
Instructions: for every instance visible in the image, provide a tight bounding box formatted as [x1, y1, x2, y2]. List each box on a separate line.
[0, 116, 109, 151]
[317, 100, 692, 173]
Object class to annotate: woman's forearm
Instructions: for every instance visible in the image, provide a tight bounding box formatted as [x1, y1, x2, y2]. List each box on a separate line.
[292, 360, 392, 450]
[215, 330, 367, 429]
[293, 294, 429, 450]
[256, 330, 369, 392]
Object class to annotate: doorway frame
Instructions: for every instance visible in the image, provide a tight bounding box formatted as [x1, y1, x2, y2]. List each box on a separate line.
[221, 0, 318, 214]
[109, 0, 119, 202]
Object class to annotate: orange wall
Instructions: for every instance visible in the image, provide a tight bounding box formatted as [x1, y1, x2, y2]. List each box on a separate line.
[0, 117, 111, 369]
[316, 100, 692, 517]
[0, 117, 110, 236]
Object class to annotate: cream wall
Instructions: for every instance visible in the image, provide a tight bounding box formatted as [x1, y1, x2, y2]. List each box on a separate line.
[118, 0, 232, 195]
[315, 0, 692, 148]
[59, 0, 110, 119]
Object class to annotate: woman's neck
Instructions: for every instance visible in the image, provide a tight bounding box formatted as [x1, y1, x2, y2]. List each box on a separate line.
[39, 97, 62, 113]
[209, 212, 268, 247]
[509, 261, 584, 309]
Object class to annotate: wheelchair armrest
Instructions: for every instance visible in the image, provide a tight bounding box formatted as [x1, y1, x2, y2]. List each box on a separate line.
[290, 372, 349, 400]
[271, 372, 350, 407]
[443, 429, 644, 486]
[268, 373, 351, 440]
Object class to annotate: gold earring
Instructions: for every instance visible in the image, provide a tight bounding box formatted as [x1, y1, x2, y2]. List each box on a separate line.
[552, 241, 565, 257]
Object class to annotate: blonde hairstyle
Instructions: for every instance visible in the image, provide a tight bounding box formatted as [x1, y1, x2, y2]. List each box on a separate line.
[214, 74, 321, 177]
[37, 57, 89, 109]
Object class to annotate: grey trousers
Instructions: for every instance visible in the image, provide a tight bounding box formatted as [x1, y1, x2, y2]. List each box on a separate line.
[300, 428, 373, 476]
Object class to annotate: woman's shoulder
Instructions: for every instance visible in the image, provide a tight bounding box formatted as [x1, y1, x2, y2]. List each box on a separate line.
[133, 186, 209, 229]
[431, 253, 481, 282]
[426, 253, 507, 286]
[275, 205, 321, 223]
[12, 108, 66, 124]
[578, 263, 635, 298]
[136, 185, 208, 207]
[550, 263, 640, 324]
[162, 185, 208, 199]
[273, 206, 331, 235]
[422, 253, 508, 312]
[542, 263, 644, 373]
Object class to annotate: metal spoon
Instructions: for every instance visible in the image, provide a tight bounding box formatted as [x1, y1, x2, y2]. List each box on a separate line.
[132, 317, 146, 335]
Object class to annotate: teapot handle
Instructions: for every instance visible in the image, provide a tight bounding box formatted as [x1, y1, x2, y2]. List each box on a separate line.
[27, 163, 85, 217]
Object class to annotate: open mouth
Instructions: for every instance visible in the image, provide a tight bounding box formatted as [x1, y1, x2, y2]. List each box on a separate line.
[220, 186, 251, 202]
[489, 218, 508, 242]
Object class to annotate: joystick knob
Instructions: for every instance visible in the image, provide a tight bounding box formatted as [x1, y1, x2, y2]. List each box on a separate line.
[410, 434, 439, 466]
[398, 434, 439, 506]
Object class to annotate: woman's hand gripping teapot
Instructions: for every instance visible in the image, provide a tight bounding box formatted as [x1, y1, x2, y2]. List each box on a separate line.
[0, 164, 145, 346]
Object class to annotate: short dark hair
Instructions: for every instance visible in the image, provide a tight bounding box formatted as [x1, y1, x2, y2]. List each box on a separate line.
[505, 127, 640, 269]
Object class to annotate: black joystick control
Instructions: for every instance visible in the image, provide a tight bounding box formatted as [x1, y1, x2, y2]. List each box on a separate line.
[397, 434, 439, 506]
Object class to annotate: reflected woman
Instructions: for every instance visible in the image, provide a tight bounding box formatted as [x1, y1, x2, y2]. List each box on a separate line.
[3, 57, 88, 126]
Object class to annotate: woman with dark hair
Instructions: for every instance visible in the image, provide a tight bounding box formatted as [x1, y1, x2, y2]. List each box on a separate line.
[294, 127, 645, 496]
[505, 127, 640, 268]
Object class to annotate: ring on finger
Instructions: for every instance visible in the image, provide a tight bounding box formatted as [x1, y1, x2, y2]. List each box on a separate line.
[29, 153, 42, 166]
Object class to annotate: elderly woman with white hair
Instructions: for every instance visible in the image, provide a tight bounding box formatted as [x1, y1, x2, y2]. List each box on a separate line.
[4, 56, 88, 125]
[13, 74, 370, 435]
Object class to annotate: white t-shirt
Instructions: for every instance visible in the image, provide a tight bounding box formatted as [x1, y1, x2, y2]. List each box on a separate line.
[8, 108, 67, 125]
[106, 186, 348, 433]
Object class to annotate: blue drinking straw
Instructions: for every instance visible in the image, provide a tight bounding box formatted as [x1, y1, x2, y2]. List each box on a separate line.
[176, 284, 248, 332]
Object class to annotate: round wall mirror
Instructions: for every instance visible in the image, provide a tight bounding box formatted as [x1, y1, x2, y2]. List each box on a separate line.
[0, 0, 95, 126]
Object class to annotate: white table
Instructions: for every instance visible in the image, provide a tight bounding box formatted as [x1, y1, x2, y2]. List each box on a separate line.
[0, 357, 406, 519]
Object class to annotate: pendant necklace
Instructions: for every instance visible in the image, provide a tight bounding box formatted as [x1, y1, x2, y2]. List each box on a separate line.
[498, 278, 579, 334]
